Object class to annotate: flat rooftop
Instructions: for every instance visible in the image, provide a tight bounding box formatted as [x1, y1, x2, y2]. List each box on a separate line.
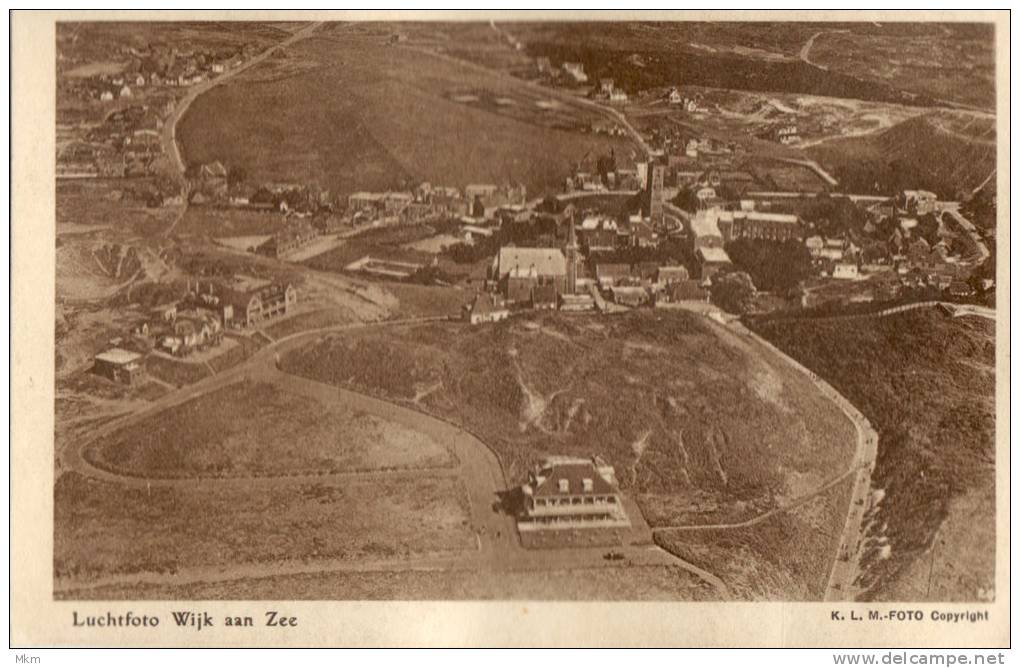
[95, 348, 142, 365]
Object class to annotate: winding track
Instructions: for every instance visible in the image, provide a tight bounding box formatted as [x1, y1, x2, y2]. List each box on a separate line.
[799, 30, 850, 70]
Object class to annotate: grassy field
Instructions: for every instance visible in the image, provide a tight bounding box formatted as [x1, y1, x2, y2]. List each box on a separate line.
[174, 207, 287, 238]
[177, 26, 638, 201]
[54, 470, 473, 581]
[90, 380, 454, 478]
[206, 334, 265, 374]
[385, 283, 474, 319]
[752, 308, 995, 601]
[57, 180, 178, 238]
[62, 563, 714, 601]
[143, 354, 212, 388]
[260, 307, 360, 340]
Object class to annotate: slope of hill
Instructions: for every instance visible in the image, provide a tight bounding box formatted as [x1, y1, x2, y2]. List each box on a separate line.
[282, 311, 858, 598]
[752, 308, 995, 601]
[177, 26, 637, 200]
[807, 115, 996, 198]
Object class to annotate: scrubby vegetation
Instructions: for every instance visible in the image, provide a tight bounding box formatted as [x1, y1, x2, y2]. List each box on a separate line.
[710, 271, 756, 314]
[525, 36, 929, 105]
[807, 116, 996, 199]
[283, 311, 858, 597]
[752, 308, 995, 601]
[55, 470, 472, 580]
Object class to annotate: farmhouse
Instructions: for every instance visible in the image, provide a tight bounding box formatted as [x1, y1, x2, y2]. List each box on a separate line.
[93, 348, 144, 385]
[492, 247, 568, 303]
[519, 456, 630, 530]
[562, 62, 588, 83]
[462, 292, 510, 325]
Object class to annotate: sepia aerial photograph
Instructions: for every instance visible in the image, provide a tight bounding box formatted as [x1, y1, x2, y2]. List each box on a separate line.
[51, 15, 998, 606]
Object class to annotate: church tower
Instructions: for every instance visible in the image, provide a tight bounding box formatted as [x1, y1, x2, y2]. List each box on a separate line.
[565, 207, 579, 295]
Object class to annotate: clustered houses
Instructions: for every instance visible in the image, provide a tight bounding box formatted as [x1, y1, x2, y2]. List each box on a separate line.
[899, 189, 938, 216]
[765, 124, 800, 145]
[343, 182, 527, 231]
[57, 104, 167, 181]
[565, 150, 642, 194]
[666, 86, 702, 112]
[464, 197, 713, 322]
[60, 43, 252, 106]
[561, 62, 588, 84]
[518, 456, 631, 531]
[130, 281, 231, 357]
[151, 277, 296, 338]
[594, 78, 628, 104]
[594, 261, 707, 306]
[92, 277, 297, 379]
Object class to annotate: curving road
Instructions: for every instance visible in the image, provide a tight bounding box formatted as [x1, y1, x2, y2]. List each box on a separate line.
[162, 21, 324, 176]
[646, 313, 878, 601]
[159, 21, 324, 238]
[60, 314, 729, 598]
